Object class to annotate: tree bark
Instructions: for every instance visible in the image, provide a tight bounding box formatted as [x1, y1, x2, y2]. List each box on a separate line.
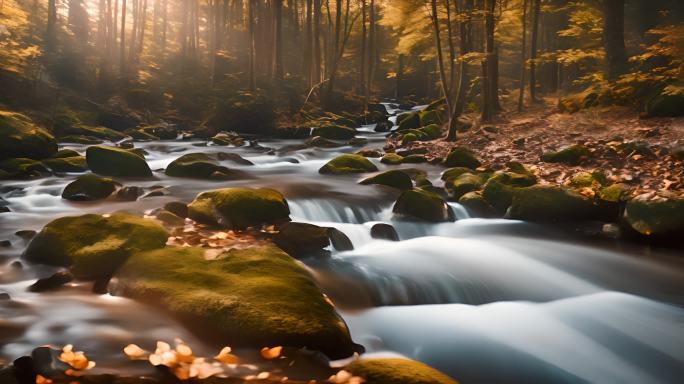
[304, 0, 313, 86]
[517, 0, 528, 112]
[313, 0, 322, 83]
[120, 0, 127, 72]
[273, 0, 284, 79]
[430, 0, 452, 111]
[47, 0, 57, 50]
[602, 0, 628, 82]
[447, 0, 473, 140]
[248, 0, 256, 90]
[529, 0, 540, 101]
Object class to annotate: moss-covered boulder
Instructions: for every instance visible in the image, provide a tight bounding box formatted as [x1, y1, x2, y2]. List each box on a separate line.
[598, 183, 629, 203]
[0, 110, 57, 160]
[507, 185, 616, 222]
[360, 170, 413, 190]
[42, 156, 88, 173]
[0, 158, 51, 180]
[446, 173, 483, 199]
[420, 110, 442, 126]
[188, 187, 290, 229]
[356, 149, 383, 158]
[441, 167, 473, 183]
[346, 358, 458, 384]
[459, 191, 498, 218]
[393, 189, 455, 222]
[403, 154, 428, 164]
[623, 198, 684, 239]
[86, 145, 152, 177]
[541, 144, 591, 165]
[114, 245, 358, 359]
[273, 222, 331, 258]
[397, 111, 421, 131]
[488, 169, 537, 188]
[61, 173, 118, 201]
[402, 132, 419, 145]
[165, 153, 244, 180]
[381, 153, 404, 165]
[65, 124, 127, 141]
[319, 154, 378, 174]
[22, 213, 169, 279]
[312, 125, 357, 140]
[646, 92, 684, 117]
[444, 147, 481, 169]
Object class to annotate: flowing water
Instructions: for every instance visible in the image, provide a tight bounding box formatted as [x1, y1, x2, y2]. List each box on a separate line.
[1, 104, 683, 383]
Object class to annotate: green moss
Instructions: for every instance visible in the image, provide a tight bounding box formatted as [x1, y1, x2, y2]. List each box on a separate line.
[381, 153, 404, 165]
[66, 124, 127, 141]
[569, 170, 606, 189]
[115, 245, 357, 359]
[273, 222, 330, 257]
[23, 213, 169, 279]
[419, 110, 441, 126]
[459, 191, 497, 218]
[43, 156, 88, 173]
[0, 110, 57, 160]
[623, 198, 684, 237]
[393, 189, 455, 222]
[59, 135, 103, 144]
[444, 147, 481, 169]
[86, 145, 152, 177]
[482, 179, 517, 212]
[397, 111, 420, 131]
[312, 125, 357, 140]
[0, 158, 51, 180]
[360, 170, 413, 190]
[402, 133, 419, 145]
[420, 123, 442, 139]
[319, 154, 378, 174]
[62, 173, 117, 201]
[188, 187, 290, 229]
[508, 185, 616, 222]
[346, 358, 458, 384]
[447, 173, 483, 199]
[166, 153, 242, 180]
[541, 145, 591, 165]
[598, 183, 628, 203]
[156, 209, 186, 226]
[487, 170, 537, 188]
[441, 167, 473, 182]
[403, 154, 427, 163]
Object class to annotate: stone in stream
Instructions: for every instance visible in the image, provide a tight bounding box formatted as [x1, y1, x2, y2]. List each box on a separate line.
[22, 213, 169, 280]
[0, 110, 57, 161]
[86, 145, 153, 177]
[445, 173, 484, 200]
[115, 185, 145, 201]
[42, 156, 88, 173]
[165, 153, 247, 180]
[28, 271, 74, 292]
[124, 128, 159, 141]
[345, 358, 458, 384]
[114, 245, 360, 359]
[444, 147, 481, 169]
[164, 201, 189, 218]
[0, 292, 9, 300]
[216, 152, 254, 165]
[370, 223, 399, 241]
[506, 185, 618, 222]
[393, 189, 455, 222]
[328, 228, 354, 251]
[319, 154, 378, 175]
[0, 158, 51, 180]
[61, 173, 118, 201]
[59, 135, 103, 144]
[15, 230, 36, 241]
[622, 197, 684, 242]
[273, 222, 331, 258]
[360, 170, 413, 190]
[356, 149, 384, 158]
[306, 135, 343, 148]
[381, 153, 404, 165]
[155, 209, 186, 227]
[312, 125, 357, 140]
[459, 191, 498, 218]
[188, 187, 291, 230]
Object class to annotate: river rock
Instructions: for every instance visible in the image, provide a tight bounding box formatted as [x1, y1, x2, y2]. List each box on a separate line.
[52, 149, 81, 158]
[459, 191, 497, 218]
[188, 187, 290, 229]
[345, 358, 458, 384]
[59, 135, 103, 144]
[0, 110, 57, 161]
[115, 186, 145, 201]
[28, 271, 74, 292]
[140, 124, 178, 140]
[86, 145, 153, 177]
[319, 154, 378, 174]
[273, 222, 331, 258]
[444, 147, 481, 169]
[370, 223, 399, 241]
[356, 149, 384, 158]
[381, 153, 404, 165]
[42, 156, 88, 173]
[446, 173, 483, 199]
[216, 152, 254, 165]
[22, 213, 169, 280]
[114, 245, 359, 359]
[312, 125, 357, 140]
[306, 136, 343, 148]
[328, 228, 354, 251]
[124, 128, 159, 141]
[360, 170, 413, 190]
[541, 144, 591, 165]
[166, 153, 245, 180]
[164, 201, 189, 218]
[156, 209, 186, 227]
[393, 189, 455, 222]
[397, 111, 420, 131]
[623, 198, 684, 241]
[0, 158, 51, 180]
[507, 185, 617, 222]
[61, 173, 118, 201]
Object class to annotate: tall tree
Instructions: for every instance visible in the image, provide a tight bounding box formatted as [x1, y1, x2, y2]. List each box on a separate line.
[447, 0, 473, 140]
[481, 0, 498, 121]
[313, 0, 322, 83]
[602, 0, 628, 81]
[304, 0, 313, 86]
[517, 0, 528, 112]
[529, 0, 540, 101]
[47, 0, 57, 50]
[430, 0, 452, 110]
[120, 0, 127, 72]
[273, 0, 284, 79]
[248, 0, 256, 90]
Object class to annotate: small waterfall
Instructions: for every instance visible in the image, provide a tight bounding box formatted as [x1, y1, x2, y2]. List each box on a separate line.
[289, 199, 390, 224]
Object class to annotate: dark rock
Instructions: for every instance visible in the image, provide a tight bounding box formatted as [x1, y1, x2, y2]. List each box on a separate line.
[348, 137, 369, 146]
[0, 206, 9, 213]
[166, 153, 246, 180]
[188, 188, 290, 229]
[13, 355, 36, 384]
[274, 222, 331, 258]
[360, 170, 413, 190]
[62, 174, 118, 201]
[0, 240, 11, 247]
[15, 230, 36, 240]
[319, 154, 378, 175]
[164, 201, 188, 218]
[328, 228, 354, 251]
[28, 271, 74, 292]
[216, 152, 254, 165]
[86, 145, 152, 177]
[444, 147, 481, 169]
[541, 145, 591, 165]
[393, 189, 455, 222]
[115, 186, 145, 201]
[0, 111, 57, 161]
[370, 223, 399, 241]
[306, 136, 343, 148]
[312, 125, 357, 140]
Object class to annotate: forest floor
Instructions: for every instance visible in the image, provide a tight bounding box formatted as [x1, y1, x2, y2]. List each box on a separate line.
[386, 98, 684, 200]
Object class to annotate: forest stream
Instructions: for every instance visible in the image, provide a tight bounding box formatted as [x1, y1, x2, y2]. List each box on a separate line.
[1, 104, 683, 384]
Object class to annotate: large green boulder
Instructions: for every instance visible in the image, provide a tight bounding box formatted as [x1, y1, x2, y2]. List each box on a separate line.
[397, 111, 420, 131]
[312, 125, 357, 140]
[360, 170, 413, 190]
[507, 185, 616, 222]
[346, 358, 458, 384]
[0, 110, 57, 160]
[42, 156, 88, 173]
[22, 213, 169, 279]
[541, 145, 591, 165]
[459, 191, 497, 218]
[446, 173, 483, 199]
[419, 110, 441, 126]
[487, 170, 537, 188]
[393, 189, 455, 222]
[63, 124, 127, 141]
[188, 187, 291, 229]
[0, 158, 51, 180]
[444, 147, 481, 169]
[86, 145, 152, 177]
[482, 178, 517, 212]
[623, 198, 684, 239]
[61, 173, 118, 201]
[441, 167, 473, 182]
[114, 245, 358, 359]
[165, 153, 244, 180]
[319, 154, 378, 174]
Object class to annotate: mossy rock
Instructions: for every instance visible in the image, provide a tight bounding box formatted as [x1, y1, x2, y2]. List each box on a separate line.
[312, 125, 357, 140]
[356, 149, 383, 158]
[273, 222, 330, 258]
[62, 173, 117, 201]
[86, 145, 152, 177]
[459, 191, 498, 218]
[482, 179, 517, 212]
[623, 198, 684, 238]
[319, 154, 378, 174]
[0, 158, 51, 180]
[64, 124, 127, 141]
[447, 173, 483, 199]
[419, 124, 442, 139]
[598, 183, 628, 203]
[570, 170, 607, 188]
[0, 110, 57, 160]
[441, 167, 473, 182]
[360, 170, 413, 190]
[507, 185, 616, 222]
[52, 149, 81, 158]
[22, 213, 169, 279]
[541, 145, 591, 165]
[419, 110, 441, 126]
[402, 133, 419, 145]
[124, 129, 159, 141]
[166, 153, 244, 180]
[114, 245, 358, 359]
[646, 92, 684, 117]
[59, 135, 103, 144]
[43, 156, 88, 173]
[188, 187, 290, 229]
[156, 209, 186, 227]
[487, 170, 537, 188]
[307, 136, 342, 148]
[397, 111, 420, 131]
[444, 147, 481, 169]
[346, 358, 458, 384]
[393, 189, 455, 222]
[381, 153, 404, 165]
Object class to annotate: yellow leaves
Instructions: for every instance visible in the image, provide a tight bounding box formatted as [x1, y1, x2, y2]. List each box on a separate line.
[215, 346, 240, 364]
[329, 369, 365, 384]
[35, 375, 52, 384]
[123, 344, 148, 360]
[260, 346, 283, 360]
[58, 344, 96, 373]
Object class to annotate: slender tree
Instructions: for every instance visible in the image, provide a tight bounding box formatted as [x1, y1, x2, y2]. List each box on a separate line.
[46, 0, 57, 50]
[273, 0, 284, 79]
[529, 0, 540, 101]
[248, 0, 256, 90]
[430, 0, 452, 110]
[313, 0, 322, 83]
[120, 0, 127, 72]
[518, 0, 528, 112]
[602, 0, 628, 81]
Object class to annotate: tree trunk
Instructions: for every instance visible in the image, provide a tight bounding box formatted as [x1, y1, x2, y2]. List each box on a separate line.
[129, 0, 138, 61]
[359, 0, 367, 98]
[484, 0, 499, 113]
[161, 0, 167, 52]
[273, 0, 284, 79]
[248, 0, 256, 90]
[367, 0, 376, 101]
[304, 0, 313, 86]
[313, 0, 322, 83]
[120, 0, 127, 72]
[445, 0, 456, 96]
[47, 0, 57, 50]
[517, 0, 528, 112]
[529, 0, 540, 101]
[430, 0, 452, 111]
[602, 0, 627, 82]
[447, 0, 473, 140]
